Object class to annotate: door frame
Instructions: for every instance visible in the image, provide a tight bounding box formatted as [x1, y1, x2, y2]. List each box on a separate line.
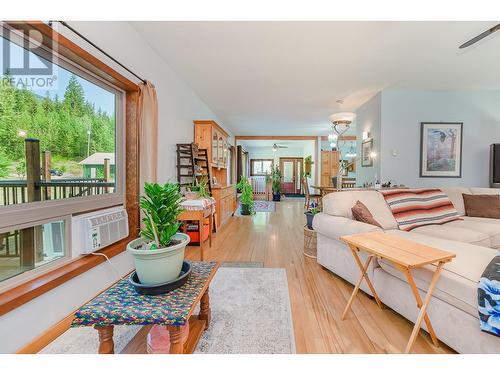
[279, 157, 304, 195]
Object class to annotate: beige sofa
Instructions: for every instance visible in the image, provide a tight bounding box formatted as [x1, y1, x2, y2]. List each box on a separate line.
[313, 187, 500, 353]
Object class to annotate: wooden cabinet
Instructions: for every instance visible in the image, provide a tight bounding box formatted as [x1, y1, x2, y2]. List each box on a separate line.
[321, 151, 339, 187]
[195, 120, 229, 169]
[212, 185, 236, 228]
[194, 120, 235, 229]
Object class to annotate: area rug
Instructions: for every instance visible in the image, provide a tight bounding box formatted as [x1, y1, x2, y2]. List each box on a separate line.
[41, 267, 295, 354]
[251, 201, 276, 212]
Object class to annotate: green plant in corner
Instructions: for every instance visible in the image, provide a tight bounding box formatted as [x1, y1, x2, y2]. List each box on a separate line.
[236, 175, 254, 215]
[271, 165, 282, 194]
[139, 182, 185, 248]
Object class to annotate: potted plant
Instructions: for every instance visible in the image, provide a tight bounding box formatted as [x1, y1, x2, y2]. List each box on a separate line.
[186, 176, 210, 200]
[305, 201, 320, 230]
[127, 182, 189, 285]
[236, 176, 254, 215]
[270, 165, 282, 202]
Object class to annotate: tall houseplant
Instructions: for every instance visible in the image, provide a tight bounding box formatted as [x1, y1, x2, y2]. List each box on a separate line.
[127, 182, 190, 285]
[237, 176, 254, 215]
[270, 165, 282, 202]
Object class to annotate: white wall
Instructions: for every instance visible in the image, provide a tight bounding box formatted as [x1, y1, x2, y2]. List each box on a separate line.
[356, 93, 381, 186]
[0, 21, 222, 353]
[380, 90, 500, 187]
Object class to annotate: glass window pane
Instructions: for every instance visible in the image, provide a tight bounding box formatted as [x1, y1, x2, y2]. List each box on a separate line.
[283, 161, 294, 182]
[262, 161, 273, 174]
[253, 161, 263, 175]
[0, 35, 117, 208]
[0, 220, 65, 283]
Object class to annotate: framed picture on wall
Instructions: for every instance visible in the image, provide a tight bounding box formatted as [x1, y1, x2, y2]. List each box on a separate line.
[340, 160, 349, 176]
[420, 122, 463, 178]
[361, 139, 373, 167]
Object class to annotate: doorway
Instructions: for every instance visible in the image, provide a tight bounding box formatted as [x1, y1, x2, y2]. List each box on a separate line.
[279, 157, 303, 195]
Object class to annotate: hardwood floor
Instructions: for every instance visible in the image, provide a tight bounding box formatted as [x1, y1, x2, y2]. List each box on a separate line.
[131, 199, 454, 354]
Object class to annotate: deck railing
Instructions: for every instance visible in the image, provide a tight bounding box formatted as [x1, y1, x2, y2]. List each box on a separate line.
[0, 139, 114, 207]
[0, 179, 115, 206]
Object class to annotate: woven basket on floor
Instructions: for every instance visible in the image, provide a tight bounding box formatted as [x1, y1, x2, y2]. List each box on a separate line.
[303, 225, 317, 259]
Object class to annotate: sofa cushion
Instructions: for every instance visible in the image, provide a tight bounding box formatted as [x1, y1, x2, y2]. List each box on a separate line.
[351, 200, 382, 228]
[457, 216, 500, 248]
[469, 187, 500, 196]
[383, 229, 497, 316]
[463, 194, 500, 219]
[411, 223, 491, 248]
[322, 191, 398, 230]
[313, 212, 382, 240]
[381, 188, 462, 231]
[440, 187, 471, 216]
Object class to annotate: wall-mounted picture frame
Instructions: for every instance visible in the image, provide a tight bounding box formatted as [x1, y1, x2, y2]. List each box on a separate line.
[361, 139, 373, 167]
[420, 122, 463, 178]
[340, 160, 349, 176]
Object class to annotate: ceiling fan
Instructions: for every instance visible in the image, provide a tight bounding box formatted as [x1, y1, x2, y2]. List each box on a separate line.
[459, 23, 500, 49]
[272, 143, 288, 152]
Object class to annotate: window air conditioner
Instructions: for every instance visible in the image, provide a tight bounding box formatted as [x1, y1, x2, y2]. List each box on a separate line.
[72, 206, 129, 255]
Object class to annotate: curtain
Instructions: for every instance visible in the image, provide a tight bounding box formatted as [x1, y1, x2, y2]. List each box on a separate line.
[138, 81, 158, 190]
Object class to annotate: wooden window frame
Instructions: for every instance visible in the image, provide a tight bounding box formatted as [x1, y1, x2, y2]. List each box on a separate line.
[250, 159, 274, 176]
[0, 21, 140, 317]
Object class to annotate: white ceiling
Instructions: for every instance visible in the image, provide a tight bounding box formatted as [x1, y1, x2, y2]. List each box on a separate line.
[131, 21, 500, 136]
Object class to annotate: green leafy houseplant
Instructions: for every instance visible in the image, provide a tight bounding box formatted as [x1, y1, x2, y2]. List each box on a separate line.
[270, 165, 282, 201]
[140, 182, 185, 248]
[188, 176, 211, 199]
[128, 182, 190, 285]
[236, 175, 254, 215]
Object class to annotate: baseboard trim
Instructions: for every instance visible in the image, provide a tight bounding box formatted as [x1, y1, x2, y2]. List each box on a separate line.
[16, 311, 75, 354]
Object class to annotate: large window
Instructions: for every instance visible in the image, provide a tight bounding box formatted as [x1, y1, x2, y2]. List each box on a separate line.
[0, 24, 125, 285]
[250, 159, 273, 176]
[0, 219, 67, 285]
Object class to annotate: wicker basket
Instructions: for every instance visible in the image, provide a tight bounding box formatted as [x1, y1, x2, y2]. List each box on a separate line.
[303, 225, 317, 259]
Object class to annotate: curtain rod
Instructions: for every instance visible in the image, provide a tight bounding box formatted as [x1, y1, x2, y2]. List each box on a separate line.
[49, 20, 147, 84]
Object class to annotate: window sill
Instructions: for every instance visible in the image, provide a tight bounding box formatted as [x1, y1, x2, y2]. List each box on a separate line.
[0, 238, 130, 317]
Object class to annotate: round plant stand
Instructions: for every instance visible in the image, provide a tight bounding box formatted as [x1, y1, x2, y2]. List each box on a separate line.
[303, 225, 317, 259]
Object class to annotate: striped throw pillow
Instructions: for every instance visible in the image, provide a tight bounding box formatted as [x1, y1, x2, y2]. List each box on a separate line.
[380, 188, 462, 231]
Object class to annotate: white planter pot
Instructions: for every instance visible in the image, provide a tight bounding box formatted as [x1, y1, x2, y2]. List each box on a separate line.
[127, 233, 190, 285]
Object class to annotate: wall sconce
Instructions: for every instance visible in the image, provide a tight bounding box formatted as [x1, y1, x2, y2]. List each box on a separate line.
[362, 131, 370, 141]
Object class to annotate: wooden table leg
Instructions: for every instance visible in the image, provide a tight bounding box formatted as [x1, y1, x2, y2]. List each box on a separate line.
[95, 325, 114, 354]
[404, 261, 444, 354]
[199, 288, 211, 330]
[404, 268, 439, 347]
[342, 253, 379, 320]
[199, 219, 204, 261]
[208, 213, 213, 247]
[347, 244, 382, 307]
[167, 325, 188, 354]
